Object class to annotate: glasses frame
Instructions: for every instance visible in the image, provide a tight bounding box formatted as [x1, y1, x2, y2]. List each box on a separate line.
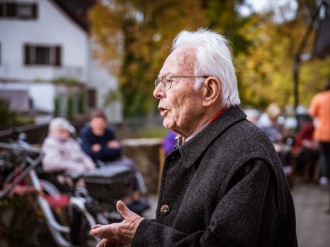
[155, 75, 208, 91]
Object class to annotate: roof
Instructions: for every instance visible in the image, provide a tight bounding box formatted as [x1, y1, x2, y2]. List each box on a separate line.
[51, 0, 96, 32]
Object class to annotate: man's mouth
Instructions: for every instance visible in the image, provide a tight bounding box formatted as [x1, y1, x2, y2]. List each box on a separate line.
[159, 107, 169, 117]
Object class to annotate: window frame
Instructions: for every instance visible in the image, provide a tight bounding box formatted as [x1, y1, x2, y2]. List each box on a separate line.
[0, 2, 38, 20]
[24, 44, 62, 67]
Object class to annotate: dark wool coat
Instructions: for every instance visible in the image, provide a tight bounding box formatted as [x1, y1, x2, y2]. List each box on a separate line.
[133, 106, 297, 247]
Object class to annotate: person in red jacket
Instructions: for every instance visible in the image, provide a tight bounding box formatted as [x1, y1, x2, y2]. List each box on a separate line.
[291, 119, 319, 182]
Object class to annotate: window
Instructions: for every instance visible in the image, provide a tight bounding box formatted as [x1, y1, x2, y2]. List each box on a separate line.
[35, 46, 50, 65]
[0, 2, 37, 20]
[24, 44, 62, 66]
[17, 3, 35, 18]
[88, 88, 97, 108]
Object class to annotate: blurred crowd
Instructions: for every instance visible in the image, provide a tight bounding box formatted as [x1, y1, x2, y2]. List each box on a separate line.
[163, 79, 330, 188]
[251, 80, 330, 187]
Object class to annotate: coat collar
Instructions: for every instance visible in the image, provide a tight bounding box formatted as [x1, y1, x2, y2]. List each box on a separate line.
[178, 105, 247, 169]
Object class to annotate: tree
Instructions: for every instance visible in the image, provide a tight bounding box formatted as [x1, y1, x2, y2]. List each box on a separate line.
[200, 0, 250, 54]
[89, 0, 207, 117]
[235, 0, 330, 112]
[235, 15, 303, 109]
[89, 0, 329, 118]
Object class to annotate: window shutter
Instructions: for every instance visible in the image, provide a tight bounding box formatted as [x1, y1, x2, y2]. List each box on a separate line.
[55, 46, 61, 66]
[24, 44, 31, 65]
[32, 3, 37, 19]
[0, 4, 4, 18]
[88, 89, 96, 108]
[6, 3, 16, 17]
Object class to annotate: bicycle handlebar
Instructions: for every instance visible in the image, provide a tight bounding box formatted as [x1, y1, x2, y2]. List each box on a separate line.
[0, 142, 42, 155]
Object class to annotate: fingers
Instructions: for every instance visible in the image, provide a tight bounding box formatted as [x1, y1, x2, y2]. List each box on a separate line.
[96, 239, 110, 247]
[116, 200, 138, 220]
[89, 224, 109, 237]
[107, 140, 121, 148]
[117, 200, 144, 227]
[96, 238, 123, 247]
[89, 225, 110, 238]
[96, 239, 106, 247]
[90, 223, 123, 240]
[90, 201, 144, 245]
[91, 224, 102, 230]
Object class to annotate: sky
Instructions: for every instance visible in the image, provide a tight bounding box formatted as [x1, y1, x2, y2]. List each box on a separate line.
[239, 0, 298, 22]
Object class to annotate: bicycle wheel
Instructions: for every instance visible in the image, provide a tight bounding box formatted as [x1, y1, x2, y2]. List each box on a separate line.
[80, 211, 98, 247]
[69, 204, 98, 247]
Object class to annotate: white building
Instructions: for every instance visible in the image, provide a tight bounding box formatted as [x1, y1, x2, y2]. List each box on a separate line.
[0, 0, 122, 123]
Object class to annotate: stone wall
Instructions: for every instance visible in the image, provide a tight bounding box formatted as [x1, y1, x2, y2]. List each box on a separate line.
[122, 138, 164, 194]
[0, 124, 165, 194]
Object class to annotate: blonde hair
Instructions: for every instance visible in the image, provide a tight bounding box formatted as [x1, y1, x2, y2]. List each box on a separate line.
[266, 103, 281, 120]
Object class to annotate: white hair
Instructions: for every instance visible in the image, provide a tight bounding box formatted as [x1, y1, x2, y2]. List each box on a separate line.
[172, 28, 240, 108]
[49, 117, 75, 134]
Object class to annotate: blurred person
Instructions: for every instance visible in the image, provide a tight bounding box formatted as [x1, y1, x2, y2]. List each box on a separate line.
[257, 103, 283, 147]
[80, 109, 122, 162]
[41, 117, 96, 190]
[89, 29, 297, 247]
[244, 108, 259, 125]
[290, 119, 319, 182]
[257, 103, 292, 173]
[162, 130, 177, 155]
[80, 109, 150, 213]
[41, 117, 96, 173]
[309, 80, 330, 185]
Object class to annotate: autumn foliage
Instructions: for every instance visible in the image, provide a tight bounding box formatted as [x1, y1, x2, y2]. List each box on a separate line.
[88, 0, 330, 117]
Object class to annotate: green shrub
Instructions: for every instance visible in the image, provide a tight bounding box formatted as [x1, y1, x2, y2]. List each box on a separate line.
[0, 99, 17, 127]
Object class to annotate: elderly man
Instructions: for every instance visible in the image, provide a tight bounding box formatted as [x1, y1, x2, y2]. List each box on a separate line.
[90, 29, 297, 246]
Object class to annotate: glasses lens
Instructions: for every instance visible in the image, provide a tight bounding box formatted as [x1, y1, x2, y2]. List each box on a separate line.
[164, 79, 170, 90]
[155, 77, 160, 88]
[155, 76, 171, 90]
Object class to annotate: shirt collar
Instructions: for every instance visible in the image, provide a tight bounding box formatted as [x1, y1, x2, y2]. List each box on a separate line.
[178, 106, 246, 169]
[177, 108, 228, 145]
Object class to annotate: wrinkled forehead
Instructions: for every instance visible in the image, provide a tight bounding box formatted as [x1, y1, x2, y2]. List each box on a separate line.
[161, 46, 196, 75]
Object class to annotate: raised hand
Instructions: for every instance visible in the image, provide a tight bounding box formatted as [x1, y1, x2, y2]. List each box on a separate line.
[90, 200, 144, 246]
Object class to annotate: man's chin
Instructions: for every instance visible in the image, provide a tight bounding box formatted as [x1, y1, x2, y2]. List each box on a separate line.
[163, 119, 173, 130]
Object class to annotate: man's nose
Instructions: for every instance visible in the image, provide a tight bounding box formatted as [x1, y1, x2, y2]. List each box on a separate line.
[153, 84, 166, 99]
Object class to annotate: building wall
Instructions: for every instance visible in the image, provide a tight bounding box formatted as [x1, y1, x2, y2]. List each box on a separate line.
[0, 0, 122, 122]
[0, 0, 89, 81]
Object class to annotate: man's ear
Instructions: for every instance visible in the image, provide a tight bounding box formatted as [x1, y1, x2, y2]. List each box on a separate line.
[201, 77, 221, 106]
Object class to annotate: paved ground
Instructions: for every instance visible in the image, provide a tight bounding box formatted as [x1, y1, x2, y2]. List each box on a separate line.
[143, 181, 330, 247]
[291, 182, 330, 247]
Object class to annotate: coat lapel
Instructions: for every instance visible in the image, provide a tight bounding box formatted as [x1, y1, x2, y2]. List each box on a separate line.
[179, 106, 247, 169]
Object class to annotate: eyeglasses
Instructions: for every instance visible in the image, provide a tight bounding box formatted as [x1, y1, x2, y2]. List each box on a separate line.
[154, 75, 208, 91]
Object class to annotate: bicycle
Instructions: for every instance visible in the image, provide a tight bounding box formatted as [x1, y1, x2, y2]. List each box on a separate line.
[0, 133, 135, 247]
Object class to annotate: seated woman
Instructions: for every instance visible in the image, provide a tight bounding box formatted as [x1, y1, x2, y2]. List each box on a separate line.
[41, 117, 96, 189]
